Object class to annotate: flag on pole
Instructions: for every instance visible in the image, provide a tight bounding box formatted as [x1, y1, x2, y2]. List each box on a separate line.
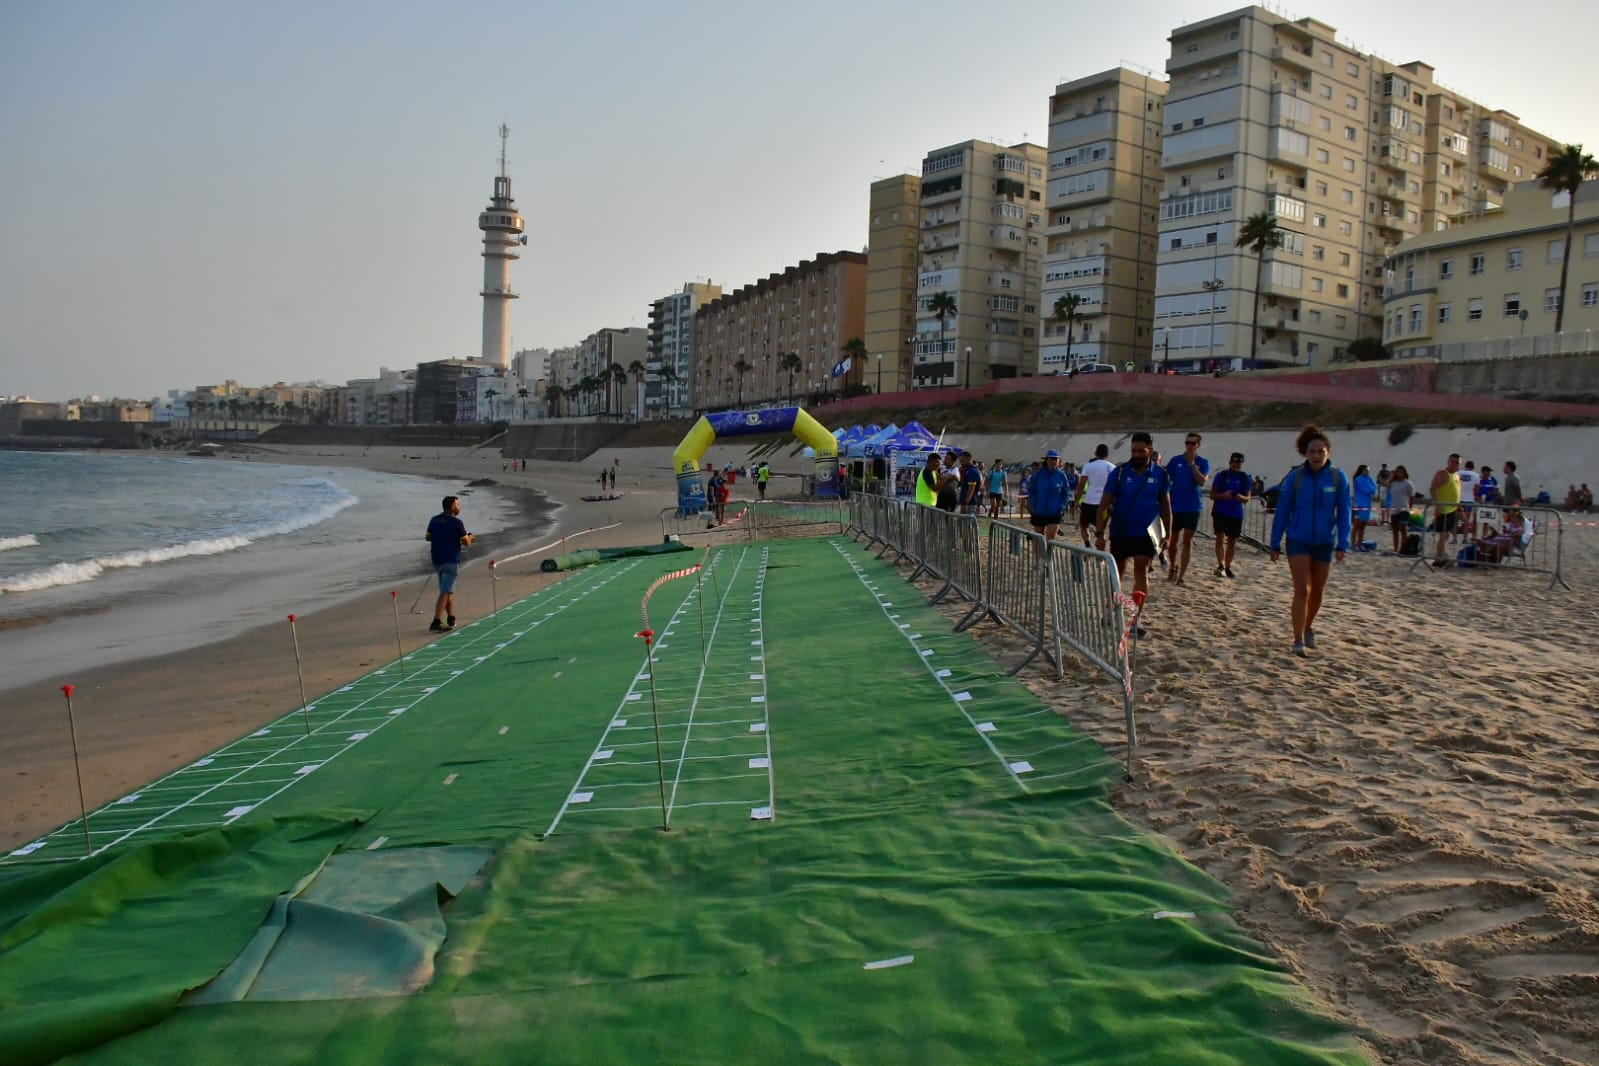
[830, 357, 852, 379]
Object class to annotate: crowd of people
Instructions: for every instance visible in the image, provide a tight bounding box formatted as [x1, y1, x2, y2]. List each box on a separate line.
[909, 427, 1545, 656]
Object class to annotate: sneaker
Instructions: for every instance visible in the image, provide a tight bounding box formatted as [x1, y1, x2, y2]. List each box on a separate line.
[1224, 567, 1236, 579]
[1291, 639, 1307, 657]
[429, 619, 445, 633]
[447, 614, 456, 628]
[1215, 566, 1226, 577]
[1304, 628, 1317, 649]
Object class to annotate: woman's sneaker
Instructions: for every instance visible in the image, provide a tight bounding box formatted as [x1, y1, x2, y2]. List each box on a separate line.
[1304, 628, 1317, 649]
[429, 619, 445, 633]
[1291, 639, 1307, 657]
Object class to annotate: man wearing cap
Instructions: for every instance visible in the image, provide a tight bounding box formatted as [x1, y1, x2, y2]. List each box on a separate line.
[1029, 449, 1070, 549]
[1165, 432, 1211, 585]
[1210, 452, 1252, 578]
[1095, 432, 1172, 603]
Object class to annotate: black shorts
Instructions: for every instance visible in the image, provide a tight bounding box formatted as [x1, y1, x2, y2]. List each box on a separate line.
[1390, 511, 1410, 530]
[1078, 502, 1100, 528]
[1212, 514, 1242, 539]
[1432, 510, 1460, 533]
[1111, 535, 1157, 564]
[1030, 514, 1063, 530]
[1171, 511, 1200, 533]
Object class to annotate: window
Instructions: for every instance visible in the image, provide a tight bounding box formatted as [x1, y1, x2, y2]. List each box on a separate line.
[1545, 288, 1561, 312]
[1438, 303, 1451, 324]
[1410, 306, 1422, 332]
[1320, 51, 1333, 66]
[1319, 83, 1333, 99]
[1344, 126, 1357, 141]
[1587, 234, 1599, 257]
[1338, 220, 1353, 235]
[1347, 61, 1360, 76]
[1549, 239, 1565, 263]
[1343, 158, 1356, 172]
[1312, 213, 1327, 228]
[1341, 188, 1354, 204]
[1347, 94, 1358, 110]
[1335, 315, 1347, 329]
[1584, 283, 1598, 307]
[1314, 180, 1329, 196]
[1310, 277, 1324, 293]
[1503, 293, 1521, 316]
[1309, 310, 1322, 324]
[1506, 247, 1523, 271]
[1312, 245, 1326, 260]
[1468, 298, 1483, 320]
[1339, 252, 1351, 266]
[1335, 283, 1350, 298]
[1440, 259, 1454, 279]
[1470, 254, 1485, 275]
[1316, 148, 1330, 163]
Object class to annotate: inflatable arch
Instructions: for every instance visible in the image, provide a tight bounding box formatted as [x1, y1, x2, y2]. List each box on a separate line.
[673, 407, 838, 514]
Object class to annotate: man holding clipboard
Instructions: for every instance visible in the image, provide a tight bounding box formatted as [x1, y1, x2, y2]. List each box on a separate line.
[1094, 432, 1172, 612]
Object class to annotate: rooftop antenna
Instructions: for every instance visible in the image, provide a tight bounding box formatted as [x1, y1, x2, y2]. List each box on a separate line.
[499, 123, 510, 178]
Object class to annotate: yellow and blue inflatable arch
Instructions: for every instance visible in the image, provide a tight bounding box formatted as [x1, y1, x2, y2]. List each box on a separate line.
[673, 407, 838, 513]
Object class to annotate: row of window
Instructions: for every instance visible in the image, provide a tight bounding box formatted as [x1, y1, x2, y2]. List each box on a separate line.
[1390, 285, 1598, 336]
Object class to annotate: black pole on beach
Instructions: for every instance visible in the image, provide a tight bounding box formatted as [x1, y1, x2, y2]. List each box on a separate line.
[60, 685, 92, 856]
[636, 630, 671, 832]
[390, 591, 406, 678]
[287, 614, 312, 735]
[696, 559, 708, 661]
[489, 559, 499, 614]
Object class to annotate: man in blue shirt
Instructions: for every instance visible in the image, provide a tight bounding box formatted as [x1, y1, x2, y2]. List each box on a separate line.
[986, 458, 1007, 518]
[424, 495, 473, 633]
[1094, 432, 1172, 602]
[958, 452, 982, 514]
[1210, 452, 1252, 578]
[1164, 432, 1210, 585]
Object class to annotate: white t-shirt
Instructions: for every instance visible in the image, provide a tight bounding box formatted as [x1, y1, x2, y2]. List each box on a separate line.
[1457, 469, 1479, 501]
[1082, 458, 1117, 505]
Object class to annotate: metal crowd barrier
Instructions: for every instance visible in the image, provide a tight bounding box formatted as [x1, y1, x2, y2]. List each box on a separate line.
[916, 505, 983, 610]
[971, 520, 1055, 677]
[659, 502, 754, 542]
[1045, 538, 1137, 775]
[1404, 499, 1567, 589]
[750, 498, 845, 540]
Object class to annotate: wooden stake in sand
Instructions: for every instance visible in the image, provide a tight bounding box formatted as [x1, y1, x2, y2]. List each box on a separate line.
[390, 591, 406, 678]
[287, 614, 312, 735]
[60, 685, 92, 856]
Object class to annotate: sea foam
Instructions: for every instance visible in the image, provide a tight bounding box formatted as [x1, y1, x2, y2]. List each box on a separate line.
[0, 493, 357, 594]
[0, 534, 40, 553]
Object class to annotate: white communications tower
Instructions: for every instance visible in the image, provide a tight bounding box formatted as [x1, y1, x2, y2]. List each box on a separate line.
[478, 124, 525, 369]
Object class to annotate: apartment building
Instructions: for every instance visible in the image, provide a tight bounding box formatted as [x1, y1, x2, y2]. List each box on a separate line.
[1383, 180, 1599, 358]
[1154, 5, 1561, 368]
[557, 328, 648, 419]
[647, 282, 722, 416]
[865, 175, 921, 392]
[692, 251, 867, 410]
[1044, 68, 1166, 371]
[914, 140, 1049, 386]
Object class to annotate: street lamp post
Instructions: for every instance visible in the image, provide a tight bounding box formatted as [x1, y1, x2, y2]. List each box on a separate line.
[1202, 277, 1225, 370]
[964, 346, 972, 390]
[875, 353, 883, 394]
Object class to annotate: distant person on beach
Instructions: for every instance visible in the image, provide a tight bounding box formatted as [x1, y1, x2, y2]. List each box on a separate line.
[958, 452, 982, 514]
[425, 495, 473, 633]
[757, 462, 770, 499]
[707, 469, 728, 525]
[1430, 454, 1463, 566]
[1351, 464, 1377, 549]
[1164, 432, 1209, 585]
[1500, 461, 1522, 507]
[1268, 424, 1351, 657]
[987, 459, 1007, 518]
[1094, 432, 1172, 604]
[1209, 451, 1251, 578]
[1028, 449, 1070, 551]
[1385, 465, 1415, 553]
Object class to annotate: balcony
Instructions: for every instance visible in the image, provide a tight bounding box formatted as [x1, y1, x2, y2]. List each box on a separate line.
[1271, 44, 1315, 72]
[1166, 35, 1243, 75]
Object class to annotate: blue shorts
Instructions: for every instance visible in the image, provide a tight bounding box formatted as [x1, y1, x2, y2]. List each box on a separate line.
[1285, 540, 1334, 563]
[1354, 506, 1372, 522]
[436, 561, 459, 593]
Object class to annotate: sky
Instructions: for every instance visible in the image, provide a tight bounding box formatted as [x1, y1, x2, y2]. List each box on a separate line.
[2, 0, 1594, 402]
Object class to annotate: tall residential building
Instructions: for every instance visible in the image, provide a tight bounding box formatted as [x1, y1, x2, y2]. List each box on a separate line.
[865, 175, 921, 393]
[1044, 68, 1166, 371]
[559, 328, 647, 419]
[692, 252, 867, 410]
[913, 140, 1049, 387]
[415, 359, 496, 424]
[647, 282, 722, 417]
[1382, 179, 1599, 359]
[1153, 5, 1562, 368]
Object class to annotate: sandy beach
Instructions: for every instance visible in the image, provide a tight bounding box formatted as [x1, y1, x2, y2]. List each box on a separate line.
[2, 430, 1595, 1065]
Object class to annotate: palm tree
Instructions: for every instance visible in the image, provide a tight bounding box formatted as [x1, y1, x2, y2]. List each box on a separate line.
[517, 386, 530, 421]
[605, 362, 625, 418]
[841, 337, 867, 393]
[545, 384, 563, 418]
[657, 367, 677, 418]
[484, 387, 499, 423]
[282, 399, 298, 424]
[732, 358, 753, 407]
[1053, 293, 1084, 370]
[1537, 143, 1599, 333]
[927, 290, 957, 386]
[779, 351, 802, 403]
[1235, 212, 1283, 366]
[628, 360, 646, 422]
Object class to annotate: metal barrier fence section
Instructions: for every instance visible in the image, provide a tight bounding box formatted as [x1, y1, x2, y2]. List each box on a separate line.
[750, 498, 845, 540]
[660, 503, 753, 542]
[1045, 539, 1137, 776]
[919, 505, 983, 609]
[976, 521, 1055, 677]
[1404, 500, 1568, 589]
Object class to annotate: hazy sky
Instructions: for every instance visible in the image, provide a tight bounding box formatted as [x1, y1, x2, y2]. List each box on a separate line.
[2, 0, 1594, 401]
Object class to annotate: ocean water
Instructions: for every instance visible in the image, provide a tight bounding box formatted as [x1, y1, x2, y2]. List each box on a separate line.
[0, 452, 535, 688]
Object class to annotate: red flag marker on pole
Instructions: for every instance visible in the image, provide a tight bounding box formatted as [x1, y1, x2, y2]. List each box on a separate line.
[287, 614, 311, 735]
[390, 591, 406, 678]
[60, 685, 92, 856]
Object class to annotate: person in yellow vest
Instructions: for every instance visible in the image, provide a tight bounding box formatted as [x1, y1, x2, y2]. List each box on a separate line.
[915, 452, 942, 506]
[1429, 452, 1462, 567]
[756, 461, 770, 499]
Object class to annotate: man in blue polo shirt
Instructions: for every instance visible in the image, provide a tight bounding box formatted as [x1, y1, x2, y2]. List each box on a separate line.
[1094, 432, 1172, 602]
[424, 495, 473, 633]
[1165, 431, 1210, 586]
[1210, 451, 1252, 578]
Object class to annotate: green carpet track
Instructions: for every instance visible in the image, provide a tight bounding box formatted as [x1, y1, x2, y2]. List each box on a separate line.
[0, 537, 1368, 1065]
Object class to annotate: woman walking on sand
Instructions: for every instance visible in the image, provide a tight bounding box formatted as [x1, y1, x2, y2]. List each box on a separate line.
[1268, 424, 1351, 657]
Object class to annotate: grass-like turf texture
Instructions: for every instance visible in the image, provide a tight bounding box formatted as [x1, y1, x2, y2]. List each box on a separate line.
[0, 537, 1367, 1064]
